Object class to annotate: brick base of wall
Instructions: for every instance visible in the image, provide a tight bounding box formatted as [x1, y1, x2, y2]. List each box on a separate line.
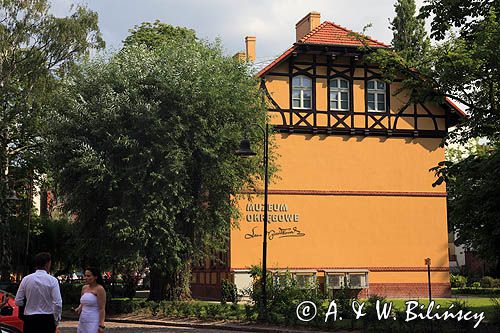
[191, 282, 452, 300]
[362, 283, 451, 298]
[191, 284, 221, 300]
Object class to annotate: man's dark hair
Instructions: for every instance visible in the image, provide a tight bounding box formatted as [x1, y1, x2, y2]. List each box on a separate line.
[34, 252, 51, 269]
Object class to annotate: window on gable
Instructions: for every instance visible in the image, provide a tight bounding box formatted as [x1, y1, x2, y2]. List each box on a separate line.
[292, 75, 312, 109]
[367, 79, 386, 112]
[330, 78, 349, 111]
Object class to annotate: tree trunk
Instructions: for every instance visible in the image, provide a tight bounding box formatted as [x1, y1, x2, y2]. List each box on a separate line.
[496, 257, 500, 278]
[0, 144, 12, 282]
[0, 216, 12, 281]
[149, 266, 167, 301]
[165, 259, 192, 301]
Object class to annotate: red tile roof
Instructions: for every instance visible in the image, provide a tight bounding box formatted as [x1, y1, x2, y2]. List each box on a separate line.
[257, 21, 389, 77]
[255, 20, 466, 119]
[299, 21, 389, 48]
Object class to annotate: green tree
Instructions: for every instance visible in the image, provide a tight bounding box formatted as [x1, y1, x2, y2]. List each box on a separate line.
[0, 0, 103, 281]
[390, 0, 430, 64]
[365, 0, 500, 274]
[423, 0, 500, 275]
[419, 1, 500, 141]
[123, 20, 196, 49]
[432, 142, 500, 275]
[47, 39, 266, 300]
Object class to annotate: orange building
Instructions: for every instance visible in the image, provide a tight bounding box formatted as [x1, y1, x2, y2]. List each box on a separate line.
[191, 12, 466, 299]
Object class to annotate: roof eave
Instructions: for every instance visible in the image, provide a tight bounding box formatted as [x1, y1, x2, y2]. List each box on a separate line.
[296, 42, 389, 49]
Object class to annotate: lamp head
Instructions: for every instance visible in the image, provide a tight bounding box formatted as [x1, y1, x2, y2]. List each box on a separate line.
[235, 138, 257, 157]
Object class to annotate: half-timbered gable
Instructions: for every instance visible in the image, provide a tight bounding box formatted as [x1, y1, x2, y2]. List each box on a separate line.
[258, 19, 465, 138]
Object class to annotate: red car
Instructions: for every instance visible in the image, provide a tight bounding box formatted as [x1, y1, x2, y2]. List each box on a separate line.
[0, 290, 60, 333]
[0, 290, 22, 333]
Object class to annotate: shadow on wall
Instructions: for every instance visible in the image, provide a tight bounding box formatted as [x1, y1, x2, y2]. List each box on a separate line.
[279, 133, 441, 152]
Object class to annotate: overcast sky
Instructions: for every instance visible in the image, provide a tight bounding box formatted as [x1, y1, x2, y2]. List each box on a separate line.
[50, 0, 429, 63]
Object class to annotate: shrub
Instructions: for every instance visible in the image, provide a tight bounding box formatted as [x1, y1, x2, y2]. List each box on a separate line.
[60, 283, 83, 306]
[471, 281, 481, 289]
[452, 287, 500, 296]
[362, 295, 395, 331]
[450, 274, 467, 288]
[480, 276, 500, 288]
[448, 300, 474, 330]
[491, 297, 500, 324]
[156, 301, 244, 320]
[220, 279, 238, 305]
[107, 298, 147, 314]
[248, 268, 326, 326]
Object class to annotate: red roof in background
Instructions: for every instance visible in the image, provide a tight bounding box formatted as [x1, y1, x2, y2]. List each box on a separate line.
[257, 45, 297, 77]
[445, 97, 468, 119]
[299, 21, 389, 48]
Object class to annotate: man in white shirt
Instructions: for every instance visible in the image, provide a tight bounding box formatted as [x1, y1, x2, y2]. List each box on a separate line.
[15, 252, 62, 333]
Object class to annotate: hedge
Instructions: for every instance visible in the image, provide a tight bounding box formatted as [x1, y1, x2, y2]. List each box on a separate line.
[452, 287, 500, 296]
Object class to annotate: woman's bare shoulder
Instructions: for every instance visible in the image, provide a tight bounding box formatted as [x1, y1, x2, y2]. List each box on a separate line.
[81, 284, 88, 293]
[96, 284, 106, 294]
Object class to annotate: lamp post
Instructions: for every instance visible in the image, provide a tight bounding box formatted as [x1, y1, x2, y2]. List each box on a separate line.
[425, 257, 432, 303]
[235, 123, 269, 320]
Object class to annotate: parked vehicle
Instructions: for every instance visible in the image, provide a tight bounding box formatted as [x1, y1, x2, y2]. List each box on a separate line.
[0, 290, 60, 333]
[0, 290, 22, 333]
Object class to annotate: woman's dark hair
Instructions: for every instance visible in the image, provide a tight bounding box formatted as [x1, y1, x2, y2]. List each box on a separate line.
[85, 267, 105, 287]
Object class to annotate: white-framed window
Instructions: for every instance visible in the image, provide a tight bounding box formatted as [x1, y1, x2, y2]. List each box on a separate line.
[325, 271, 369, 290]
[326, 273, 345, 290]
[347, 273, 368, 288]
[271, 270, 317, 289]
[367, 79, 386, 112]
[330, 78, 349, 111]
[272, 271, 292, 289]
[292, 75, 312, 109]
[295, 273, 316, 289]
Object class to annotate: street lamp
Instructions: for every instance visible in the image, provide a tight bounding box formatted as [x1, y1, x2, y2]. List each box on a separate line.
[235, 123, 269, 320]
[425, 257, 432, 303]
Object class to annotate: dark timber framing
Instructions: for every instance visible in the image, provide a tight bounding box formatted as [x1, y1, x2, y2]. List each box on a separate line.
[262, 44, 456, 138]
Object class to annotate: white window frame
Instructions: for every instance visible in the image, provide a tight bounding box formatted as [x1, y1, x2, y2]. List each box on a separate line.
[292, 75, 312, 110]
[324, 270, 369, 290]
[329, 78, 350, 111]
[367, 79, 387, 112]
[271, 270, 317, 290]
[325, 273, 345, 290]
[294, 273, 317, 290]
[346, 272, 369, 289]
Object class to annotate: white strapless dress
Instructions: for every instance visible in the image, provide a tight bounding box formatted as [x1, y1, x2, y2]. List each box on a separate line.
[78, 292, 100, 333]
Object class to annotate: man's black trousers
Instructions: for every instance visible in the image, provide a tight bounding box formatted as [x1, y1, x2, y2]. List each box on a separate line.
[23, 314, 56, 333]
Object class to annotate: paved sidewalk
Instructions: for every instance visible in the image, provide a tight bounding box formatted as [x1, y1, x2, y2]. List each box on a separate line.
[59, 320, 256, 333]
[61, 314, 340, 333]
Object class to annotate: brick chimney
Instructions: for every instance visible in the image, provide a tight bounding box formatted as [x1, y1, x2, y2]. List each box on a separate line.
[295, 12, 321, 41]
[233, 52, 246, 62]
[245, 36, 256, 62]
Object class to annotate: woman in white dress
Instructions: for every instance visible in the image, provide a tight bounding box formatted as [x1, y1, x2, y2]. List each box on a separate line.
[74, 268, 106, 333]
